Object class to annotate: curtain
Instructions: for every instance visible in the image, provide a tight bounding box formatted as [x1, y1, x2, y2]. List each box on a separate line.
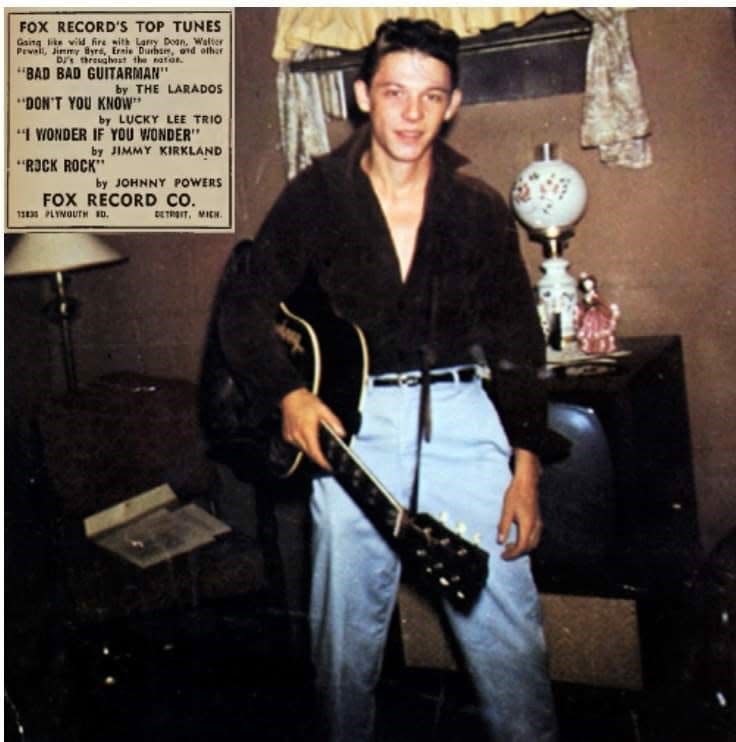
[578, 8, 652, 168]
[273, 7, 652, 177]
[276, 45, 331, 180]
[272, 7, 554, 61]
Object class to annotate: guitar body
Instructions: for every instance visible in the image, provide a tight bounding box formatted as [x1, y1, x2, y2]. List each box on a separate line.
[199, 265, 366, 482]
[270, 299, 368, 478]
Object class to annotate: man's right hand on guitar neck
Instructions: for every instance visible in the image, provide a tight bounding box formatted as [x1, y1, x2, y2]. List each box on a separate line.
[280, 387, 346, 471]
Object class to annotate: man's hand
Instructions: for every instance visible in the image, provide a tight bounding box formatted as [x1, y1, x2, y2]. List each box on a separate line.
[497, 449, 544, 561]
[280, 387, 346, 471]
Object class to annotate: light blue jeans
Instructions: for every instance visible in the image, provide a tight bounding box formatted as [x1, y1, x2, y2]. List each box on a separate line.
[309, 371, 557, 741]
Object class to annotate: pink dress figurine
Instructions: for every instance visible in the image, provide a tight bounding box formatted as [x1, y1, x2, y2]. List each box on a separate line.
[575, 273, 620, 353]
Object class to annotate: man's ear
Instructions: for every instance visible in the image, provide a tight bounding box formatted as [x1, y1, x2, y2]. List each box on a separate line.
[444, 88, 463, 122]
[353, 79, 371, 114]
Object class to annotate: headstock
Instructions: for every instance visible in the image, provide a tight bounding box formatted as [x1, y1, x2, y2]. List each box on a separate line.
[399, 512, 489, 613]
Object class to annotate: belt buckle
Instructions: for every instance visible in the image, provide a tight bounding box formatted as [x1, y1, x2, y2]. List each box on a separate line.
[398, 373, 420, 387]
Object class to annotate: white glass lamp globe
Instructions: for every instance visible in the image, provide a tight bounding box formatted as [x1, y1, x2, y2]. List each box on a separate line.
[511, 143, 588, 237]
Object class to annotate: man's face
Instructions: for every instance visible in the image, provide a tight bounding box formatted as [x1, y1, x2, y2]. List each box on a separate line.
[354, 50, 462, 165]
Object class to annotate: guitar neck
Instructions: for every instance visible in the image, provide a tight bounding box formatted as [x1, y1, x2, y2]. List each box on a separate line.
[319, 421, 490, 612]
[319, 422, 406, 542]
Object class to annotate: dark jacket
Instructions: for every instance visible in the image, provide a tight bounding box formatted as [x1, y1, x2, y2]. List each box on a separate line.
[218, 126, 547, 454]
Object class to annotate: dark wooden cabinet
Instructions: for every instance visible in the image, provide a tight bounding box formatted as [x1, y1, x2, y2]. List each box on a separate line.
[534, 335, 702, 691]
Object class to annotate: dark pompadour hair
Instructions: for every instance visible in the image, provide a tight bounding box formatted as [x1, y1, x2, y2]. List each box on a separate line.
[358, 18, 461, 89]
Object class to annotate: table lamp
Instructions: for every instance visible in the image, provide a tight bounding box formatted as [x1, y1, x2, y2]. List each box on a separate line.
[5, 233, 125, 391]
[511, 143, 588, 353]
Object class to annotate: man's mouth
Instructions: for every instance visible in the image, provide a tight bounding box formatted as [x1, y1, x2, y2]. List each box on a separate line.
[395, 130, 422, 142]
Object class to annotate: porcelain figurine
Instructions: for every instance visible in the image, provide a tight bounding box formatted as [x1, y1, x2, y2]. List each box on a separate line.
[575, 273, 620, 354]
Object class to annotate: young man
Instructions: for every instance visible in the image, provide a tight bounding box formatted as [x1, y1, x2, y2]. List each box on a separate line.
[219, 18, 557, 741]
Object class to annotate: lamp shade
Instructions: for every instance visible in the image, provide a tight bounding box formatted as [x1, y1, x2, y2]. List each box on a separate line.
[511, 143, 588, 236]
[5, 233, 124, 277]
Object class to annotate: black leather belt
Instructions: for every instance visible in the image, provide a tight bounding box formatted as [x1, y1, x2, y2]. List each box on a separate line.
[371, 366, 477, 387]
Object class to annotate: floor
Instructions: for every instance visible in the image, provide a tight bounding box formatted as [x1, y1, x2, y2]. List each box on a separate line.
[5, 599, 650, 742]
[5, 452, 734, 742]
[8, 588, 733, 742]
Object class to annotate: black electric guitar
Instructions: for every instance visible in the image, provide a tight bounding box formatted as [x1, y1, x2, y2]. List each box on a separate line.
[268, 299, 489, 612]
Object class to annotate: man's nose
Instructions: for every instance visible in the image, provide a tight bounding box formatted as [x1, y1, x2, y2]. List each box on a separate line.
[402, 95, 423, 121]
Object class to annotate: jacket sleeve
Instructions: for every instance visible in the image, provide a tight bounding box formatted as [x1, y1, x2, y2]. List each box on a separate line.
[216, 169, 320, 424]
[479, 190, 548, 455]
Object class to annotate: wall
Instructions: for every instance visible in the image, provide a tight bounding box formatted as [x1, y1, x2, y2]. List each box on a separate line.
[5, 8, 735, 553]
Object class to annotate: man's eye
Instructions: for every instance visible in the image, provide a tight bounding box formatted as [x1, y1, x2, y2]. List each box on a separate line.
[426, 93, 445, 104]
